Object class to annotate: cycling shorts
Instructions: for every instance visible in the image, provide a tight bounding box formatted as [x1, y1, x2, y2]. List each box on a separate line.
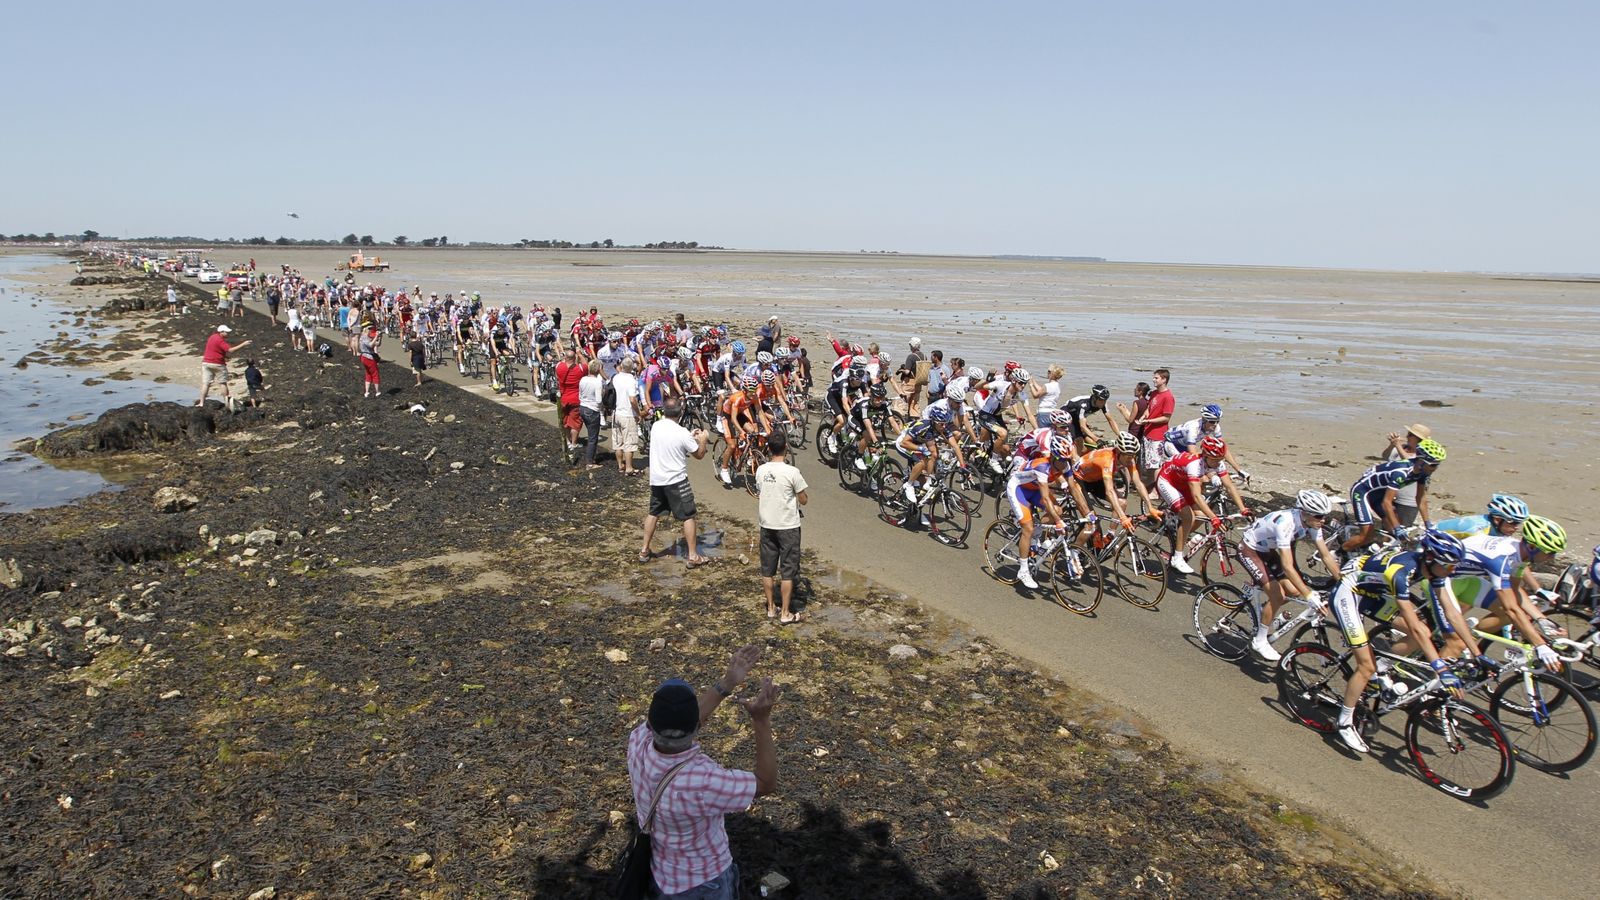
[1155, 477, 1191, 512]
[1240, 544, 1289, 587]
[976, 410, 1005, 433]
[1348, 486, 1390, 527]
[1008, 481, 1044, 526]
[826, 387, 846, 417]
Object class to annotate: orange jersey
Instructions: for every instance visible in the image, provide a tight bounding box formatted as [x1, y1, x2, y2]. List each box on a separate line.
[723, 390, 756, 421]
[1073, 447, 1119, 484]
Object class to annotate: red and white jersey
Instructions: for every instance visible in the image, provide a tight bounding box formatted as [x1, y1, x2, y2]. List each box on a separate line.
[1158, 450, 1227, 491]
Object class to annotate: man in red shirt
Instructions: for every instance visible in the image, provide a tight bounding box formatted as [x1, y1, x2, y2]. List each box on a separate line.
[198, 325, 252, 410]
[1133, 367, 1173, 479]
[555, 345, 587, 454]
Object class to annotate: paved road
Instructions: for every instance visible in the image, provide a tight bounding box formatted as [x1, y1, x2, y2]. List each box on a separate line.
[188, 286, 1593, 897]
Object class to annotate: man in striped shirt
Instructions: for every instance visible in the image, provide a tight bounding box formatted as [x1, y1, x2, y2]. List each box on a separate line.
[627, 645, 781, 898]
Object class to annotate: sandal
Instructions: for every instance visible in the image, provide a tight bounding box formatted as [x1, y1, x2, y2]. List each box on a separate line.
[638, 550, 652, 563]
[780, 612, 807, 625]
[685, 556, 712, 569]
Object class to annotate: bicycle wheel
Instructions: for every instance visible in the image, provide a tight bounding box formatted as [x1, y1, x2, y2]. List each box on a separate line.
[1197, 537, 1251, 589]
[1193, 583, 1258, 661]
[1286, 617, 1339, 650]
[1276, 642, 1350, 732]
[1489, 672, 1597, 773]
[982, 519, 1022, 584]
[868, 456, 904, 505]
[788, 408, 809, 448]
[1046, 544, 1103, 615]
[878, 468, 911, 527]
[929, 490, 973, 548]
[837, 443, 864, 493]
[1110, 534, 1169, 609]
[742, 445, 767, 497]
[1405, 698, 1516, 800]
[815, 423, 839, 467]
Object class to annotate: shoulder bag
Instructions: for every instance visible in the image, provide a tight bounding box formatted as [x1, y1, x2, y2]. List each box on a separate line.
[615, 758, 693, 900]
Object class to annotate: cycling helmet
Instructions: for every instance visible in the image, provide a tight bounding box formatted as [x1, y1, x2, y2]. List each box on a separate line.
[1116, 431, 1140, 454]
[945, 386, 967, 404]
[849, 362, 868, 378]
[869, 382, 888, 399]
[927, 405, 953, 424]
[850, 343, 864, 356]
[879, 352, 891, 368]
[1485, 493, 1529, 523]
[909, 337, 922, 350]
[1049, 434, 1074, 460]
[1003, 360, 1021, 375]
[629, 318, 640, 327]
[760, 370, 776, 386]
[1421, 528, 1466, 565]
[1521, 516, 1567, 554]
[731, 341, 746, 355]
[608, 330, 623, 342]
[699, 325, 711, 337]
[1198, 435, 1227, 457]
[966, 366, 985, 381]
[714, 325, 728, 339]
[787, 335, 801, 348]
[677, 346, 692, 360]
[1295, 490, 1334, 516]
[756, 351, 774, 364]
[1049, 410, 1073, 430]
[1414, 438, 1446, 464]
[1201, 403, 1223, 422]
[774, 346, 791, 360]
[1010, 368, 1030, 384]
[1090, 384, 1111, 402]
[741, 375, 759, 391]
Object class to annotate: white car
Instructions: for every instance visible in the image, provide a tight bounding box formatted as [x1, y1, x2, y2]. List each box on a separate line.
[197, 267, 223, 284]
[183, 264, 202, 277]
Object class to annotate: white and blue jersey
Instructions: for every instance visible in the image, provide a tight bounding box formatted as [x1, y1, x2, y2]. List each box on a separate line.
[1452, 533, 1523, 606]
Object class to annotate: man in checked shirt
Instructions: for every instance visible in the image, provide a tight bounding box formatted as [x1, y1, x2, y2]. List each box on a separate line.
[626, 645, 782, 899]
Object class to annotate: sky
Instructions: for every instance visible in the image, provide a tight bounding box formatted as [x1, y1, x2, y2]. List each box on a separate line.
[2, 1, 1596, 273]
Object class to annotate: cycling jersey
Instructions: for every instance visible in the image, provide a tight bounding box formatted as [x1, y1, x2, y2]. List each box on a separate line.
[1060, 395, 1105, 439]
[1242, 508, 1318, 552]
[1155, 451, 1227, 512]
[1012, 426, 1055, 461]
[1451, 534, 1523, 607]
[1435, 514, 1492, 539]
[1163, 417, 1222, 452]
[722, 391, 757, 430]
[918, 397, 963, 423]
[1347, 459, 1428, 526]
[977, 378, 1012, 415]
[1330, 549, 1451, 648]
[1005, 456, 1058, 525]
[894, 419, 943, 461]
[1072, 447, 1118, 484]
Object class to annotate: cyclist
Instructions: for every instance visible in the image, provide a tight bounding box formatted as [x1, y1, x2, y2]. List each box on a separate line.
[846, 382, 892, 471]
[718, 375, 767, 485]
[452, 306, 475, 375]
[1239, 490, 1341, 662]
[487, 316, 514, 391]
[1341, 438, 1445, 553]
[975, 363, 1036, 473]
[1157, 435, 1246, 575]
[1436, 493, 1527, 540]
[756, 368, 796, 431]
[710, 340, 747, 394]
[1060, 385, 1118, 455]
[1326, 529, 1474, 754]
[896, 404, 966, 526]
[1007, 435, 1078, 589]
[1073, 431, 1155, 528]
[824, 340, 865, 438]
[1449, 515, 1570, 663]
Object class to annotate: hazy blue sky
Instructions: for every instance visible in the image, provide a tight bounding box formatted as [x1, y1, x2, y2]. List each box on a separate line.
[4, 1, 1596, 272]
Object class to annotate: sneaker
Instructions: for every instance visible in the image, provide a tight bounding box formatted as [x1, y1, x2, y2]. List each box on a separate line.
[459, 365, 466, 374]
[1171, 552, 1195, 575]
[1017, 562, 1039, 589]
[854, 457, 868, 471]
[903, 482, 917, 503]
[1251, 634, 1281, 662]
[1337, 724, 1370, 754]
[988, 457, 1005, 474]
[719, 468, 731, 485]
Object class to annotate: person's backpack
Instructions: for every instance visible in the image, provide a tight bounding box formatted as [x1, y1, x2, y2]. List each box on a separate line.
[602, 381, 617, 415]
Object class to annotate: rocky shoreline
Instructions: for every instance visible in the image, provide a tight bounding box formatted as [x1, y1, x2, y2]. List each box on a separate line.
[0, 258, 1443, 897]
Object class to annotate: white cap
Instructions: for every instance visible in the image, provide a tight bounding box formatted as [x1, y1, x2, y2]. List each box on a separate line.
[216, 325, 232, 333]
[909, 337, 922, 349]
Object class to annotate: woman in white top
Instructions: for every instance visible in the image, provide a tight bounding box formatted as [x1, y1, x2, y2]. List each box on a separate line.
[1032, 364, 1064, 417]
[578, 359, 606, 469]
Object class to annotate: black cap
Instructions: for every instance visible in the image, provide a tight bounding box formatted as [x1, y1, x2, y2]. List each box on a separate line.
[648, 679, 699, 735]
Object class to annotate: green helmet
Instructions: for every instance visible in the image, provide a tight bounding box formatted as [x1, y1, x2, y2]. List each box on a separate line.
[1520, 516, 1566, 554]
[1414, 438, 1446, 464]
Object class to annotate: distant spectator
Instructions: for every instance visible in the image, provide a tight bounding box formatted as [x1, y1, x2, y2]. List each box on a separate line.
[166, 284, 178, 316]
[1117, 381, 1152, 442]
[1133, 368, 1174, 473]
[755, 429, 809, 623]
[556, 346, 585, 455]
[265, 283, 281, 325]
[243, 359, 264, 408]
[197, 325, 250, 409]
[627, 645, 780, 900]
[756, 316, 780, 355]
[359, 327, 383, 398]
[1033, 363, 1064, 418]
[578, 358, 605, 469]
[407, 330, 427, 387]
[641, 400, 711, 567]
[925, 350, 950, 402]
[612, 357, 642, 476]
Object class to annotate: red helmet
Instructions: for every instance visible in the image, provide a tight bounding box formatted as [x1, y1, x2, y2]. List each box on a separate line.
[1003, 360, 1021, 374]
[1199, 435, 1228, 457]
[787, 335, 801, 348]
[629, 318, 640, 327]
[850, 343, 864, 357]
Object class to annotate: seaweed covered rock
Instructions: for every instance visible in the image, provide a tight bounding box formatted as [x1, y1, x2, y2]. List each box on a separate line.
[35, 402, 249, 457]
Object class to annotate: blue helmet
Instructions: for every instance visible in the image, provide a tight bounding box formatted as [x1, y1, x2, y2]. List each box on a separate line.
[1420, 528, 1466, 565]
[927, 405, 953, 425]
[1485, 493, 1529, 523]
[1201, 404, 1222, 422]
[730, 341, 745, 355]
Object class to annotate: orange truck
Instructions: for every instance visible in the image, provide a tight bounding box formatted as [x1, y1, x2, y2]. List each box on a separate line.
[343, 252, 390, 272]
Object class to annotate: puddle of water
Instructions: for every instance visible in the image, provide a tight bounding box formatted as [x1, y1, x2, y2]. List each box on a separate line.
[0, 254, 191, 511]
[663, 528, 724, 560]
[593, 581, 648, 605]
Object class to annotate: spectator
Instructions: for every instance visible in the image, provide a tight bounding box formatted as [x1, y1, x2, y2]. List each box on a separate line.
[1382, 423, 1430, 526]
[556, 346, 586, 456]
[197, 325, 250, 410]
[578, 359, 606, 469]
[1117, 381, 1152, 444]
[925, 350, 950, 402]
[166, 284, 178, 316]
[266, 283, 281, 325]
[301, 314, 318, 356]
[641, 400, 711, 567]
[407, 329, 427, 387]
[243, 359, 264, 408]
[673, 312, 693, 346]
[756, 430, 809, 623]
[1132, 368, 1173, 475]
[359, 327, 383, 398]
[756, 316, 780, 355]
[627, 645, 780, 900]
[286, 305, 304, 351]
[612, 357, 643, 476]
[1033, 363, 1064, 418]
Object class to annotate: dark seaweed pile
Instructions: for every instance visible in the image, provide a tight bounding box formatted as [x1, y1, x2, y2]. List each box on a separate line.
[0, 267, 1441, 898]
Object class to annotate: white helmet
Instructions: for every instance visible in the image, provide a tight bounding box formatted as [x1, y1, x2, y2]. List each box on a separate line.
[909, 337, 922, 350]
[1116, 432, 1140, 454]
[966, 366, 984, 381]
[944, 386, 967, 404]
[1296, 490, 1334, 516]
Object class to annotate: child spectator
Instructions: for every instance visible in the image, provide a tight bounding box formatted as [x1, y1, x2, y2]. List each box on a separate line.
[244, 359, 264, 407]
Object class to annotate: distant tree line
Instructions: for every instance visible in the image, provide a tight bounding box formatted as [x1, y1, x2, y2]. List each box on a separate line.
[4, 229, 719, 251]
